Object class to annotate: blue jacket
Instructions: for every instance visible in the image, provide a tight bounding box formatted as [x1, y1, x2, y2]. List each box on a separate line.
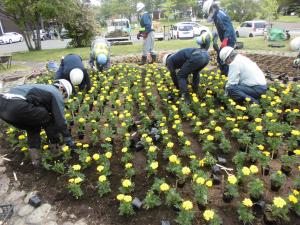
[55, 54, 91, 92]
[213, 9, 236, 46]
[140, 12, 153, 34]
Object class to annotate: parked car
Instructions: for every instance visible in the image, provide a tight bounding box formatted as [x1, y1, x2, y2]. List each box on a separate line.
[32, 29, 49, 41]
[179, 22, 210, 36]
[169, 23, 194, 39]
[0, 32, 23, 44]
[236, 20, 267, 37]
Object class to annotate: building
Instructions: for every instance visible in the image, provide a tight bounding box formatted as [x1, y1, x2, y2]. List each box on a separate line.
[0, 11, 20, 35]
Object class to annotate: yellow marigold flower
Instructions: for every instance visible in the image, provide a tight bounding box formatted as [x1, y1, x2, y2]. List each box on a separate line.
[266, 112, 273, 118]
[72, 164, 81, 171]
[105, 152, 112, 159]
[210, 120, 216, 126]
[293, 149, 300, 155]
[273, 197, 286, 208]
[185, 140, 191, 146]
[42, 145, 49, 150]
[182, 200, 193, 210]
[215, 126, 222, 132]
[97, 165, 104, 172]
[203, 210, 214, 221]
[161, 129, 168, 134]
[196, 177, 205, 185]
[18, 135, 26, 140]
[150, 161, 158, 170]
[207, 135, 214, 141]
[209, 109, 215, 114]
[256, 126, 263, 131]
[21, 147, 28, 152]
[189, 155, 196, 159]
[160, 183, 170, 192]
[78, 117, 85, 123]
[62, 146, 70, 152]
[263, 151, 270, 157]
[206, 180, 213, 187]
[288, 195, 298, 204]
[74, 177, 83, 184]
[257, 145, 264, 151]
[291, 130, 300, 136]
[199, 159, 205, 167]
[178, 131, 184, 137]
[69, 178, 75, 183]
[148, 146, 156, 152]
[228, 175, 237, 185]
[85, 156, 91, 163]
[146, 136, 153, 143]
[122, 179, 132, 188]
[83, 144, 89, 148]
[93, 154, 100, 161]
[117, 194, 125, 201]
[125, 163, 132, 169]
[232, 128, 240, 133]
[255, 118, 262, 123]
[245, 97, 251, 102]
[174, 114, 180, 119]
[121, 147, 128, 153]
[167, 142, 174, 148]
[105, 137, 112, 142]
[98, 175, 107, 182]
[196, 121, 202, 127]
[293, 190, 299, 196]
[169, 155, 178, 163]
[268, 132, 274, 137]
[76, 142, 82, 147]
[293, 109, 299, 113]
[242, 167, 250, 176]
[250, 165, 258, 174]
[243, 198, 253, 207]
[123, 195, 132, 203]
[182, 166, 191, 175]
[6, 127, 15, 134]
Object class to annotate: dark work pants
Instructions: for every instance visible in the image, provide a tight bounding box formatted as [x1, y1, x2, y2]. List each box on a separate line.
[0, 96, 60, 149]
[176, 54, 209, 95]
[227, 84, 268, 104]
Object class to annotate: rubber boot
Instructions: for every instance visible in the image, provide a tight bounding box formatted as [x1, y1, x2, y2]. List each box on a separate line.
[180, 92, 191, 104]
[149, 54, 157, 64]
[138, 56, 147, 65]
[29, 148, 42, 167]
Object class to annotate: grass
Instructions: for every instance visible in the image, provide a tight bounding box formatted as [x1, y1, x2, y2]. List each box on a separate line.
[275, 15, 300, 23]
[0, 64, 30, 75]
[12, 36, 291, 63]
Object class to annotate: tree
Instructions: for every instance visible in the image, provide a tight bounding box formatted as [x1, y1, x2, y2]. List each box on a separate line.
[160, 0, 176, 20]
[221, 0, 259, 22]
[0, 0, 76, 51]
[260, 0, 279, 22]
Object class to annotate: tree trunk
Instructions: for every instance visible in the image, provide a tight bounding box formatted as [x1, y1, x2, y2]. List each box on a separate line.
[33, 12, 42, 50]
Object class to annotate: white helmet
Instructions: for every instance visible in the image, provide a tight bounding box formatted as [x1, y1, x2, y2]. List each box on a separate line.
[203, 0, 214, 14]
[162, 53, 172, 66]
[136, 2, 145, 12]
[69, 68, 84, 85]
[54, 79, 72, 99]
[290, 37, 300, 52]
[219, 46, 234, 62]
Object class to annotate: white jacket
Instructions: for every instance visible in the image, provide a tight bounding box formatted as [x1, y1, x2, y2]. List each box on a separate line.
[226, 54, 266, 88]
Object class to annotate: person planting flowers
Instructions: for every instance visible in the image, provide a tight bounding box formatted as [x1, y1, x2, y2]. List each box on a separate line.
[0, 79, 75, 167]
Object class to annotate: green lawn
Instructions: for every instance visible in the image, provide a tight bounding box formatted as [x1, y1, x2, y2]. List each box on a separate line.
[0, 64, 30, 75]
[13, 36, 291, 62]
[275, 15, 300, 23]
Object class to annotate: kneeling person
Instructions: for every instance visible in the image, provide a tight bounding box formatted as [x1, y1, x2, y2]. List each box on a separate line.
[0, 79, 75, 167]
[89, 37, 111, 72]
[220, 47, 267, 104]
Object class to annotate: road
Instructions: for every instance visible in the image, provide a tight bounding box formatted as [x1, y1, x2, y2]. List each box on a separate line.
[0, 39, 72, 54]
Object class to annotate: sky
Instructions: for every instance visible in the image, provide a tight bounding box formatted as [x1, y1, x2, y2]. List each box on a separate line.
[90, 0, 101, 6]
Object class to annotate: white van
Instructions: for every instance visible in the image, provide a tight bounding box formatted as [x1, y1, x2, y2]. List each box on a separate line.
[236, 20, 267, 37]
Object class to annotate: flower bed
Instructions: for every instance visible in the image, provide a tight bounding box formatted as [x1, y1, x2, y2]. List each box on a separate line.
[2, 63, 300, 225]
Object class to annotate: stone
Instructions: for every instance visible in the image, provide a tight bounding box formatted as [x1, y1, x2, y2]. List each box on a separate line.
[45, 221, 58, 225]
[61, 212, 68, 219]
[0, 174, 10, 196]
[74, 218, 88, 225]
[62, 222, 74, 225]
[0, 158, 4, 166]
[47, 211, 57, 221]
[0, 166, 6, 174]
[12, 217, 27, 225]
[24, 191, 38, 204]
[5, 190, 26, 202]
[69, 214, 77, 219]
[18, 204, 35, 217]
[25, 203, 51, 224]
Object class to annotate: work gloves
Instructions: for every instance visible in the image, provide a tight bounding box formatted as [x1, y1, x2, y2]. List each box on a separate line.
[293, 58, 300, 68]
[137, 31, 148, 40]
[221, 38, 228, 48]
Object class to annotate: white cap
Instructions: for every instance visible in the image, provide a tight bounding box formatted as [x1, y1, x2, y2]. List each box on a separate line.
[69, 68, 84, 85]
[162, 53, 172, 66]
[290, 36, 300, 52]
[219, 46, 234, 62]
[136, 2, 145, 12]
[54, 79, 72, 99]
[203, 0, 214, 14]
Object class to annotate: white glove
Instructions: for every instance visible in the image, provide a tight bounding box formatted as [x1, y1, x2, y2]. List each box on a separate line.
[293, 58, 300, 67]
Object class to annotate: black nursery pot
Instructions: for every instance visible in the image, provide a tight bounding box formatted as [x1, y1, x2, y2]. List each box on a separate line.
[77, 131, 84, 140]
[89, 104, 93, 111]
[177, 180, 185, 188]
[69, 120, 74, 126]
[197, 202, 207, 211]
[261, 166, 270, 176]
[250, 194, 262, 203]
[281, 165, 292, 176]
[132, 197, 142, 210]
[263, 212, 277, 225]
[253, 200, 265, 218]
[270, 181, 281, 192]
[223, 193, 233, 203]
